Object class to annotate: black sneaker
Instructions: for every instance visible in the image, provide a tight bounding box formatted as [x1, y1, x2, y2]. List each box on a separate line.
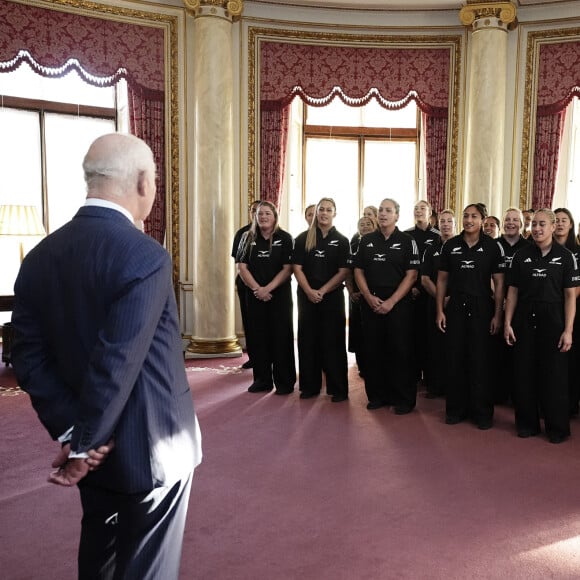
[247, 382, 272, 393]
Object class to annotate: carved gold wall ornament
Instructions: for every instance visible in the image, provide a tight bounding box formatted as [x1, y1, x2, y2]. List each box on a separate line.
[459, 2, 516, 27]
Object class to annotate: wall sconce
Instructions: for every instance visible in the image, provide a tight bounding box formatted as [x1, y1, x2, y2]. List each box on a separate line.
[0, 204, 46, 262]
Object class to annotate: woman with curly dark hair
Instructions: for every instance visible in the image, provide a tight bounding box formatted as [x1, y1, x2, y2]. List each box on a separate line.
[436, 203, 506, 430]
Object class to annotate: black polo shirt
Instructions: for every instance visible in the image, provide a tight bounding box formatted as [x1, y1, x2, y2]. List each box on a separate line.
[439, 232, 505, 298]
[405, 225, 441, 260]
[353, 228, 420, 294]
[498, 235, 530, 269]
[232, 223, 250, 261]
[507, 242, 579, 303]
[293, 226, 350, 290]
[239, 229, 294, 288]
[421, 239, 444, 283]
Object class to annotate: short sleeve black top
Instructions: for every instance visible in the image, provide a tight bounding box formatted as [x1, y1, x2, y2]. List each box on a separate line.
[353, 228, 420, 294]
[232, 224, 251, 261]
[405, 225, 441, 261]
[498, 235, 530, 270]
[238, 228, 294, 288]
[292, 226, 350, 290]
[506, 242, 578, 303]
[421, 239, 444, 283]
[439, 232, 505, 298]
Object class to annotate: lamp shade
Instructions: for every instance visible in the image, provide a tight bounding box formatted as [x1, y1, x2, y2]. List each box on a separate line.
[0, 205, 46, 236]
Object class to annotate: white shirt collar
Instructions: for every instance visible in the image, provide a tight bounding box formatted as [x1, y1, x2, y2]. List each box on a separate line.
[84, 198, 135, 225]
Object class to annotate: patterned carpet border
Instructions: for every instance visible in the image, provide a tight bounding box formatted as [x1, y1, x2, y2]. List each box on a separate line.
[0, 385, 23, 396]
[186, 365, 244, 375]
[0, 363, 244, 396]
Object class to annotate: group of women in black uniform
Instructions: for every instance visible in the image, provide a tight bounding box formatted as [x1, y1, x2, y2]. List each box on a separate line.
[233, 197, 580, 444]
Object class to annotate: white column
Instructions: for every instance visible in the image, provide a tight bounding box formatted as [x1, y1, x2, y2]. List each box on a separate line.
[184, 0, 243, 357]
[459, 2, 516, 217]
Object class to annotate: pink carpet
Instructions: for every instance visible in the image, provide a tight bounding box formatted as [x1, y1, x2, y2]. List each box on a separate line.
[2, 354, 580, 579]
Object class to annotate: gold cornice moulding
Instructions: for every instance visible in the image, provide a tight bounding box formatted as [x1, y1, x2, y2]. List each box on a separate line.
[183, 0, 243, 18]
[459, 2, 516, 27]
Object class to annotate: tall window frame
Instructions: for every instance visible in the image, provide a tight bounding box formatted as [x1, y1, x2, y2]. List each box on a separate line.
[0, 62, 127, 234]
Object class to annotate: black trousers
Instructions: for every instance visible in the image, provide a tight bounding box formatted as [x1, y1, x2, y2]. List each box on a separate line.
[425, 296, 446, 396]
[360, 297, 416, 408]
[245, 284, 296, 391]
[297, 287, 348, 397]
[568, 304, 580, 415]
[236, 275, 253, 361]
[78, 473, 193, 580]
[348, 297, 367, 376]
[411, 290, 429, 383]
[512, 302, 570, 438]
[444, 295, 494, 423]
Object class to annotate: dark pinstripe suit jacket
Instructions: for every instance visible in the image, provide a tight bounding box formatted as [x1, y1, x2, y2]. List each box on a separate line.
[11, 205, 202, 494]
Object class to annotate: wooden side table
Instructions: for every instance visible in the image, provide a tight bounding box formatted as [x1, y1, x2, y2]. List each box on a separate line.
[0, 296, 15, 366]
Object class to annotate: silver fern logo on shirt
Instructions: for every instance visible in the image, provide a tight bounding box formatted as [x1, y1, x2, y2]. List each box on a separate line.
[451, 247, 462, 255]
[328, 240, 339, 246]
[390, 243, 401, 250]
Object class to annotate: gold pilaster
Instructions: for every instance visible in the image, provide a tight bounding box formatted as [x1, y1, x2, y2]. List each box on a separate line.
[186, 338, 242, 358]
[459, 1, 517, 217]
[185, 0, 243, 357]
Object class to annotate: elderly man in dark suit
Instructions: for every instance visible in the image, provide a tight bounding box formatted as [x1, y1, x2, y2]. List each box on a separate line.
[11, 133, 202, 580]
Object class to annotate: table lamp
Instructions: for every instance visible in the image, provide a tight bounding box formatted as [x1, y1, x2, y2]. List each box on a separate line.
[0, 204, 46, 262]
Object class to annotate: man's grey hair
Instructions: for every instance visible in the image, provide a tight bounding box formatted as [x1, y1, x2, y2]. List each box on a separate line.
[83, 133, 155, 198]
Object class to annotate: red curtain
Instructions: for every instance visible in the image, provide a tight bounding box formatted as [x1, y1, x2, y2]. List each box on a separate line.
[0, 0, 166, 243]
[532, 41, 580, 208]
[259, 41, 450, 210]
[532, 111, 566, 210]
[128, 89, 165, 241]
[422, 112, 448, 213]
[260, 103, 290, 208]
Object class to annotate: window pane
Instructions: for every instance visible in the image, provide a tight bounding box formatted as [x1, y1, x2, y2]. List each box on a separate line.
[306, 99, 360, 127]
[45, 113, 116, 232]
[304, 137, 359, 238]
[307, 99, 417, 129]
[363, 140, 417, 230]
[363, 100, 417, 129]
[1, 60, 115, 107]
[0, 108, 42, 206]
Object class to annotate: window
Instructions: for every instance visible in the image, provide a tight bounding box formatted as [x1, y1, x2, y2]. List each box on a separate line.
[554, 98, 580, 226]
[284, 97, 421, 239]
[0, 62, 127, 306]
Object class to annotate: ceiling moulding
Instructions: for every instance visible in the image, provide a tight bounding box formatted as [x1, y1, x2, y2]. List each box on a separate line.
[247, 0, 465, 12]
[247, 0, 579, 11]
